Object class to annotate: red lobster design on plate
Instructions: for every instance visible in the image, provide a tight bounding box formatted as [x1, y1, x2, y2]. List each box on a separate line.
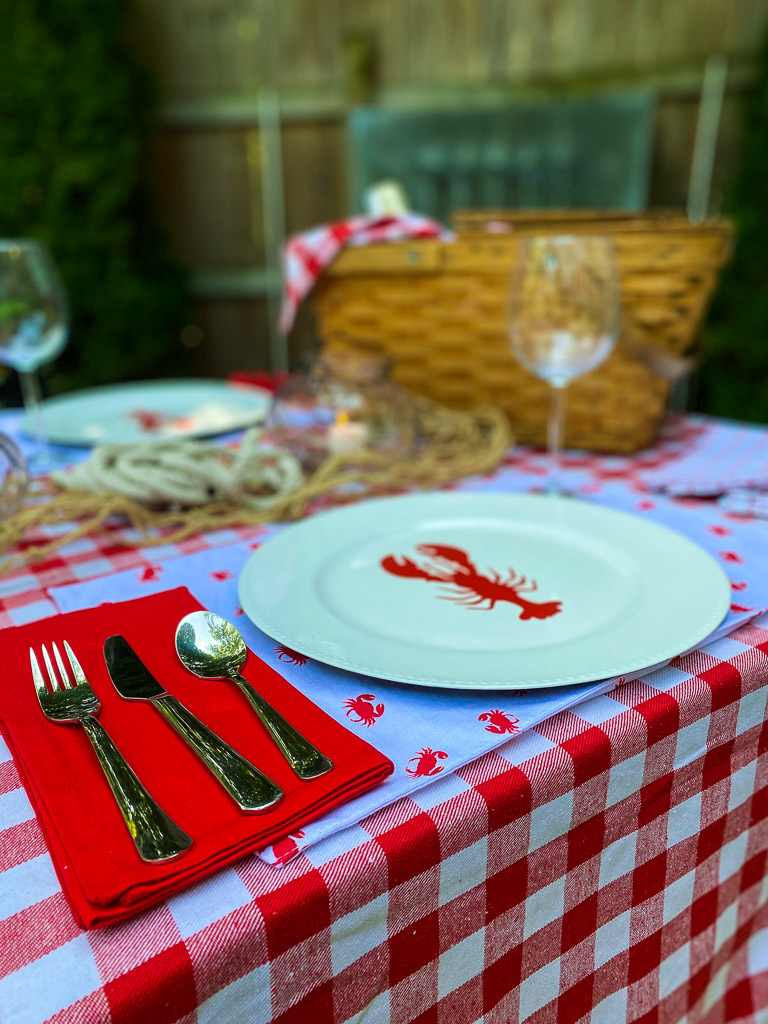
[381, 543, 562, 620]
[406, 747, 448, 778]
[127, 409, 194, 433]
[343, 693, 385, 727]
[127, 409, 166, 433]
[478, 709, 520, 734]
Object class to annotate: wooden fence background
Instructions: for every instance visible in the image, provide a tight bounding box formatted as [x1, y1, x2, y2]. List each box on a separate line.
[132, 0, 768, 377]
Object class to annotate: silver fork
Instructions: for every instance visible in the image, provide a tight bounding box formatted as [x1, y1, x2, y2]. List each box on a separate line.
[31, 641, 193, 864]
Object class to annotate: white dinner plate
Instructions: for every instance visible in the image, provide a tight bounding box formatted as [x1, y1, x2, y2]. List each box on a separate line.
[237, 493, 731, 690]
[24, 379, 272, 446]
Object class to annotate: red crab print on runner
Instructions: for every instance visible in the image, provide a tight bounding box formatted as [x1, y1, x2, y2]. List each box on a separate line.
[406, 747, 448, 778]
[137, 565, 162, 583]
[274, 645, 307, 666]
[343, 694, 384, 727]
[609, 675, 628, 693]
[707, 524, 732, 536]
[381, 543, 562, 620]
[719, 551, 744, 564]
[209, 570, 234, 581]
[731, 581, 748, 591]
[478, 709, 520, 734]
[270, 830, 306, 865]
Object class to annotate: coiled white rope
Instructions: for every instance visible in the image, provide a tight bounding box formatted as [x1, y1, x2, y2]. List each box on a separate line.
[51, 428, 304, 509]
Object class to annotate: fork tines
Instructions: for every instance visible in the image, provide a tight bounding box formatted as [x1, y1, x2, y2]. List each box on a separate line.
[31, 641, 87, 694]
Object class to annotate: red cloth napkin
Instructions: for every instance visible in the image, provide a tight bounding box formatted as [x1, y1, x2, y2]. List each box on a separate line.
[0, 588, 393, 928]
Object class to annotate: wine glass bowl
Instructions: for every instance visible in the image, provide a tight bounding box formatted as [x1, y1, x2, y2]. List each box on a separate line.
[0, 241, 68, 371]
[0, 431, 28, 518]
[0, 239, 69, 461]
[508, 235, 620, 489]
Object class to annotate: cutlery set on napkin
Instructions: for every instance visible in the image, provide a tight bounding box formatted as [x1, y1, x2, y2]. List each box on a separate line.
[0, 587, 393, 927]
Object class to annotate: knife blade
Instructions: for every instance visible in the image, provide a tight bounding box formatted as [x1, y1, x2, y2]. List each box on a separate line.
[104, 635, 282, 814]
[105, 635, 167, 700]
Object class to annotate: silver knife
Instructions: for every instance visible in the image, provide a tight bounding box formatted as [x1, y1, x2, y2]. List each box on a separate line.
[103, 635, 283, 814]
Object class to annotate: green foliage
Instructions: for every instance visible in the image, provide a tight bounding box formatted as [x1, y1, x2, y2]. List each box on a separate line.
[0, 0, 188, 394]
[696, 35, 768, 422]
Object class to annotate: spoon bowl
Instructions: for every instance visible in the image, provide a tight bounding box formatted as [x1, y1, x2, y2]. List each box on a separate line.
[175, 611, 246, 680]
[174, 610, 333, 780]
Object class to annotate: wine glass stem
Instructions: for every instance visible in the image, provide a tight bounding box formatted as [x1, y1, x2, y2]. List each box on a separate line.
[547, 381, 568, 495]
[19, 370, 46, 456]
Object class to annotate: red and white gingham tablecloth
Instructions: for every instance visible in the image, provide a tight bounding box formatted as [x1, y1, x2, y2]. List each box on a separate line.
[1, 414, 768, 1024]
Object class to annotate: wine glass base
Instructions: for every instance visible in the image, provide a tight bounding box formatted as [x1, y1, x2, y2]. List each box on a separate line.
[530, 484, 578, 500]
[14, 425, 72, 475]
[25, 451, 62, 475]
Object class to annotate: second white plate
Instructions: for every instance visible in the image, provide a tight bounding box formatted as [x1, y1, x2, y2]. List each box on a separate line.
[237, 492, 731, 690]
[25, 379, 272, 446]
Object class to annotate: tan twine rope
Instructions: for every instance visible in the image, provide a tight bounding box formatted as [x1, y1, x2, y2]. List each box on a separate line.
[0, 399, 510, 575]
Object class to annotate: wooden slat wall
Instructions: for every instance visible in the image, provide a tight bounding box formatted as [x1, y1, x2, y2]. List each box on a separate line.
[133, 0, 768, 377]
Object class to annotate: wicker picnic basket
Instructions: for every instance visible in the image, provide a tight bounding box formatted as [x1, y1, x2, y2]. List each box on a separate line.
[312, 211, 733, 452]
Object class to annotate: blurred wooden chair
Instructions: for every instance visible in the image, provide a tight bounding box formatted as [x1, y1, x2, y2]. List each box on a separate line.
[347, 91, 656, 219]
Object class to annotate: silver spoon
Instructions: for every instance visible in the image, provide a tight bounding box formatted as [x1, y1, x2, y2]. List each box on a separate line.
[175, 611, 333, 781]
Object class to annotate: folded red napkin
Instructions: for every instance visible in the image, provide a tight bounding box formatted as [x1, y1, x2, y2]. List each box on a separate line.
[0, 587, 393, 928]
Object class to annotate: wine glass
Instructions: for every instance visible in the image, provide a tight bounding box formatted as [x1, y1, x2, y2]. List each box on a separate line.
[0, 431, 28, 518]
[508, 235, 620, 494]
[0, 240, 69, 464]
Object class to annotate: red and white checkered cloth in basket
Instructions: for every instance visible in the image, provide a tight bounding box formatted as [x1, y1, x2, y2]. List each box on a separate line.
[2, 413, 768, 1023]
[279, 214, 448, 334]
